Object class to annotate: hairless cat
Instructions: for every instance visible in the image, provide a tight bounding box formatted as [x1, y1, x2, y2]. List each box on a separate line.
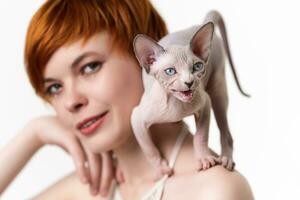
[131, 10, 249, 179]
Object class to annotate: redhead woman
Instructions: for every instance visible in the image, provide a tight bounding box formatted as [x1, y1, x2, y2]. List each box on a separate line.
[0, 0, 254, 199]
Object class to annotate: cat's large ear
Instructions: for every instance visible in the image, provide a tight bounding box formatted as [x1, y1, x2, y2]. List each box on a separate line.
[133, 34, 164, 73]
[190, 22, 214, 63]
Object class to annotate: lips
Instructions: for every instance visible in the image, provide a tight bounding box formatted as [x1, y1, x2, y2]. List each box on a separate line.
[77, 111, 108, 136]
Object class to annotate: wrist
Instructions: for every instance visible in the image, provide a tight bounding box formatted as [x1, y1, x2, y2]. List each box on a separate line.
[24, 120, 44, 150]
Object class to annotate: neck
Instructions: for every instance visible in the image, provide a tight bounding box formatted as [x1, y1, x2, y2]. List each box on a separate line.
[113, 121, 185, 186]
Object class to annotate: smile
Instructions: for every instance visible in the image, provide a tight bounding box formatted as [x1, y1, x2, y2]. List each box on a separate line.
[77, 111, 108, 136]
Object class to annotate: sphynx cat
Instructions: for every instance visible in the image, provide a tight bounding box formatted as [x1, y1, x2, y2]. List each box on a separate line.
[131, 10, 249, 179]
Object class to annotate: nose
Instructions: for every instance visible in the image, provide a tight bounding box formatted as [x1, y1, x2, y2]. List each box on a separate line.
[184, 80, 194, 89]
[65, 90, 88, 113]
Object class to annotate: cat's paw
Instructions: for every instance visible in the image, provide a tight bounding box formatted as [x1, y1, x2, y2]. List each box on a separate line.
[195, 154, 218, 171]
[154, 159, 173, 181]
[218, 155, 235, 171]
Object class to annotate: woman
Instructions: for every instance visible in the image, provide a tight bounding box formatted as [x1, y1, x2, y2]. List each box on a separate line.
[0, 0, 254, 199]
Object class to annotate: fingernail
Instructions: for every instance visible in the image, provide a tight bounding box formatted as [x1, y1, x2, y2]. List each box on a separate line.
[121, 173, 125, 182]
[81, 177, 88, 184]
[92, 188, 99, 196]
[101, 188, 108, 197]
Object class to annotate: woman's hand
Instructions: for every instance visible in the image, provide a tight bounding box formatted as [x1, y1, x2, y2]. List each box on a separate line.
[28, 116, 122, 196]
[84, 150, 117, 196]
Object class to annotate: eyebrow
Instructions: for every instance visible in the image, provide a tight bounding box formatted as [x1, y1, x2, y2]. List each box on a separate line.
[71, 51, 98, 69]
[43, 51, 98, 84]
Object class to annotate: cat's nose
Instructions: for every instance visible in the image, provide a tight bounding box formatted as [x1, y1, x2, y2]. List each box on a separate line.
[184, 81, 194, 88]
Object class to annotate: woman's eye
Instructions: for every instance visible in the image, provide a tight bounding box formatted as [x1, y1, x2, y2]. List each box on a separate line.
[46, 83, 62, 95]
[164, 67, 177, 76]
[193, 62, 204, 72]
[80, 62, 102, 75]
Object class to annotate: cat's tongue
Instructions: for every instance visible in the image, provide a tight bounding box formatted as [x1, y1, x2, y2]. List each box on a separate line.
[181, 90, 193, 101]
[182, 90, 192, 96]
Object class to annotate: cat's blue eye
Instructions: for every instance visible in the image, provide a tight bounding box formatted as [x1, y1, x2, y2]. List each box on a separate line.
[80, 61, 102, 75]
[193, 62, 204, 72]
[46, 83, 62, 96]
[164, 67, 177, 76]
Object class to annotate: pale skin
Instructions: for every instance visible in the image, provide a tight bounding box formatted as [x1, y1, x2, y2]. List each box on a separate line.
[0, 116, 121, 196]
[131, 11, 250, 178]
[0, 32, 254, 199]
[132, 22, 218, 178]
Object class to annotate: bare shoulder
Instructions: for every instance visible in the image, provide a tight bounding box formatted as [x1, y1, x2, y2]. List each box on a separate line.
[164, 166, 254, 200]
[195, 166, 254, 200]
[31, 171, 110, 200]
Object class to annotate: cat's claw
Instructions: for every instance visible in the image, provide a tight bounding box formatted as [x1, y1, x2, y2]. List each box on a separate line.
[196, 154, 218, 171]
[218, 155, 235, 171]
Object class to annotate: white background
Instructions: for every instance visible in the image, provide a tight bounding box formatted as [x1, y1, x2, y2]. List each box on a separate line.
[0, 0, 299, 199]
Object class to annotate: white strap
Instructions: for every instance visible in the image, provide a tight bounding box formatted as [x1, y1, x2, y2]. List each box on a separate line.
[168, 123, 189, 168]
[110, 123, 189, 200]
[141, 123, 189, 200]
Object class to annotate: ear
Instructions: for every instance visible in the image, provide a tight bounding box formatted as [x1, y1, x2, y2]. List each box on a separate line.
[190, 22, 214, 62]
[133, 34, 164, 73]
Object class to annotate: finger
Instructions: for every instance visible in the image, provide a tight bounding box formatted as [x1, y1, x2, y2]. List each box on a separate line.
[100, 152, 114, 197]
[115, 165, 125, 183]
[85, 149, 101, 196]
[114, 154, 125, 183]
[64, 137, 89, 184]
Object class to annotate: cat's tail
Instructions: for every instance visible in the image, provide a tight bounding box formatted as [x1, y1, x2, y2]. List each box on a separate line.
[204, 10, 250, 97]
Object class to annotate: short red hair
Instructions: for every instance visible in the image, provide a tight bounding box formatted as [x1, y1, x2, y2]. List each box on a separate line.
[25, 0, 168, 100]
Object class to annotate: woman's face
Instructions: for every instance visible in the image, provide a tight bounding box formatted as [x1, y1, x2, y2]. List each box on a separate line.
[43, 32, 144, 153]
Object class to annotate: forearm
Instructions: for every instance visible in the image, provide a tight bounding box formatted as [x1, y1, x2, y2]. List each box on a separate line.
[0, 125, 43, 194]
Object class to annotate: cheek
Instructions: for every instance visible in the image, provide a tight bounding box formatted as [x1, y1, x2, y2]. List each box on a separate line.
[111, 66, 143, 121]
[89, 62, 143, 107]
[85, 60, 144, 146]
[170, 77, 181, 88]
[89, 74, 143, 151]
[52, 101, 73, 128]
[157, 72, 172, 89]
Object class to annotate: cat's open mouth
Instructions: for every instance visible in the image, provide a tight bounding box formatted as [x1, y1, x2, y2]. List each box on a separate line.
[171, 89, 194, 102]
[181, 90, 193, 97]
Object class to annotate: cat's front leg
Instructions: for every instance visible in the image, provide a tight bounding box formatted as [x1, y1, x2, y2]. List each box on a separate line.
[131, 106, 173, 180]
[219, 132, 235, 170]
[206, 73, 235, 171]
[193, 96, 218, 170]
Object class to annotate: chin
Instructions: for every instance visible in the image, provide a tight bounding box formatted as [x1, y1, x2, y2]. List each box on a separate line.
[84, 136, 117, 153]
[86, 124, 131, 153]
